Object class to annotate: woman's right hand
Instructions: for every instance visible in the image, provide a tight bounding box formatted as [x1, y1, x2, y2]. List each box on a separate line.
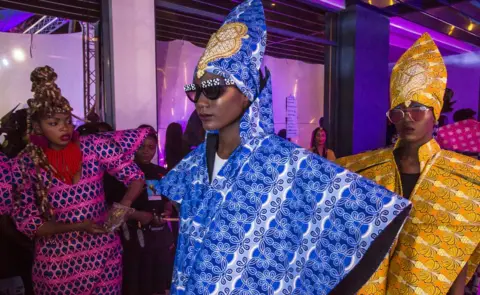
[151, 214, 167, 227]
[81, 220, 107, 234]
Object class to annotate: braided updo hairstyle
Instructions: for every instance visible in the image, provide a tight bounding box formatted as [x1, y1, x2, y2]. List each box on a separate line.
[21, 66, 74, 220]
[26, 66, 72, 134]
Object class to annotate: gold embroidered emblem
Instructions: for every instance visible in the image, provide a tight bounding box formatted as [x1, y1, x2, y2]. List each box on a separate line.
[391, 60, 429, 108]
[196, 22, 249, 79]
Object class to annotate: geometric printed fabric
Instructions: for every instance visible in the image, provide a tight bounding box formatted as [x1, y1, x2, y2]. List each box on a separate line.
[0, 152, 12, 215]
[10, 131, 147, 295]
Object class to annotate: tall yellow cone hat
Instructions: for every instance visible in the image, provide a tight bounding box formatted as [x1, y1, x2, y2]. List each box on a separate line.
[390, 33, 447, 119]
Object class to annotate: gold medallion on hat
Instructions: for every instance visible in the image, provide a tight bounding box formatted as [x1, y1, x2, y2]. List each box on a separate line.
[196, 22, 249, 79]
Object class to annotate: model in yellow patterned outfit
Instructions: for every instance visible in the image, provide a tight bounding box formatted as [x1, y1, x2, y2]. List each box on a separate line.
[337, 33, 480, 295]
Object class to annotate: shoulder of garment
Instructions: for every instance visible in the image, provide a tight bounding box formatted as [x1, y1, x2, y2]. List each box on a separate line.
[335, 147, 395, 174]
[432, 149, 480, 187]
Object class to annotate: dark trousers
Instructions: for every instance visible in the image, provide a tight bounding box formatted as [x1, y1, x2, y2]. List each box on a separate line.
[122, 225, 175, 295]
[0, 215, 34, 295]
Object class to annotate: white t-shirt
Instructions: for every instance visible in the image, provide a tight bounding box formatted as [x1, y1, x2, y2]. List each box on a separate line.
[212, 153, 228, 179]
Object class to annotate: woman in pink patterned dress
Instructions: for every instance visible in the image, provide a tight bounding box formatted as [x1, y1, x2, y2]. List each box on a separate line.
[11, 66, 146, 295]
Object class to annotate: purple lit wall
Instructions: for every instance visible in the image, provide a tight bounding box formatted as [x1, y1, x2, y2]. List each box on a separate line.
[443, 54, 480, 122]
[389, 17, 478, 54]
[308, 1, 480, 56]
[0, 10, 33, 32]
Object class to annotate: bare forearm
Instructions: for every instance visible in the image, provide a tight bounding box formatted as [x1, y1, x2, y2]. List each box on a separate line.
[129, 210, 146, 221]
[119, 179, 145, 207]
[36, 221, 84, 237]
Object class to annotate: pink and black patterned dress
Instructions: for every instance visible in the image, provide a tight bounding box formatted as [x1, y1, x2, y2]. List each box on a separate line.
[11, 132, 146, 295]
[0, 152, 12, 215]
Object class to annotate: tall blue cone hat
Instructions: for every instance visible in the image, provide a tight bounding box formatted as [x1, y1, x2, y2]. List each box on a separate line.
[195, 0, 267, 102]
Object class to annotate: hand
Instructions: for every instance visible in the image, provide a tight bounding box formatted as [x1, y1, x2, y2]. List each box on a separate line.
[103, 203, 135, 232]
[135, 211, 154, 226]
[81, 220, 107, 234]
[151, 214, 167, 227]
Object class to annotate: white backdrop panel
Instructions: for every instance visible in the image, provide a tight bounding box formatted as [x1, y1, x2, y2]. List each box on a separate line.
[0, 32, 83, 121]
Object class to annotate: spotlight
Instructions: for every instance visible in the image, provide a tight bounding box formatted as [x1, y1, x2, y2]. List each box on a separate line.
[467, 22, 474, 32]
[12, 48, 25, 62]
[2, 59, 9, 66]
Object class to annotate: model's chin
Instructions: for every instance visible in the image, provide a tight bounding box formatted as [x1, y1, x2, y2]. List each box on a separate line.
[398, 133, 421, 143]
[201, 122, 219, 131]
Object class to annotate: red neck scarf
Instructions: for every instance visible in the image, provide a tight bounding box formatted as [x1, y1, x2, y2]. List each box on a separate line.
[43, 142, 82, 184]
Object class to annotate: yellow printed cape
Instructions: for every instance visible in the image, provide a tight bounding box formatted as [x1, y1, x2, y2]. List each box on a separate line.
[337, 139, 480, 295]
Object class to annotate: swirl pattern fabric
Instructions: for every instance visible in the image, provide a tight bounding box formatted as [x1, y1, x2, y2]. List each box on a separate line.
[337, 139, 480, 295]
[147, 1, 411, 294]
[149, 136, 411, 295]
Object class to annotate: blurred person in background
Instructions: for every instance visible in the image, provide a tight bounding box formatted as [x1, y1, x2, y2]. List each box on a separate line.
[182, 110, 205, 153]
[0, 106, 33, 295]
[277, 128, 287, 139]
[165, 123, 185, 171]
[454, 108, 477, 122]
[310, 127, 336, 160]
[104, 125, 176, 295]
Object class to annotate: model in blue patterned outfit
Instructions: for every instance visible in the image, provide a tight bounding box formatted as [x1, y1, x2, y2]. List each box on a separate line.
[147, 1, 412, 294]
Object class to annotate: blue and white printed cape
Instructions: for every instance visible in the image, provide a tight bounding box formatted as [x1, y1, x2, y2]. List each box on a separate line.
[147, 77, 411, 295]
[147, 1, 411, 294]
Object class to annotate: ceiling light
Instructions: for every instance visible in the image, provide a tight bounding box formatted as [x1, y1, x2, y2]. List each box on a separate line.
[2, 59, 9, 66]
[467, 22, 474, 31]
[448, 26, 455, 35]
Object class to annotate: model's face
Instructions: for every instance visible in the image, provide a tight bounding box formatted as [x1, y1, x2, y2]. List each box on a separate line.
[135, 136, 157, 165]
[34, 112, 74, 150]
[390, 101, 435, 144]
[192, 73, 249, 131]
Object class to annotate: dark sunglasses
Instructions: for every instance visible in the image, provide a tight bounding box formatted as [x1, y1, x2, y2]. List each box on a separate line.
[184, 78, 236, 103]
[386, 106, 430, 124]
